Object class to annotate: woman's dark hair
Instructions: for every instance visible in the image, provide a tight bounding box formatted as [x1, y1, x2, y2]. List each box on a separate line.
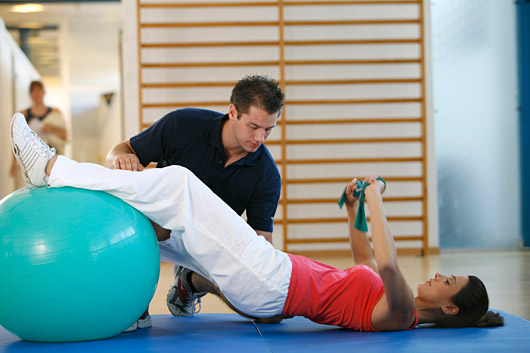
[230, 75, 284, 118]
[434, 275, 503, 328]
[29, 81, 45, 93]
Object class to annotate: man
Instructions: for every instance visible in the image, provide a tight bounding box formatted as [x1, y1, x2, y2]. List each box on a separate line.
[106, 75, 284, 331]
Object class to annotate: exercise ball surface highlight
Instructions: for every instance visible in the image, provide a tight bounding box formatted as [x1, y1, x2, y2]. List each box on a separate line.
[0, 187, 160, 342]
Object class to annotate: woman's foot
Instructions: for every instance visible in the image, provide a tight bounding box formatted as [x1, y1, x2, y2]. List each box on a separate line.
[10, 112, 56, 188]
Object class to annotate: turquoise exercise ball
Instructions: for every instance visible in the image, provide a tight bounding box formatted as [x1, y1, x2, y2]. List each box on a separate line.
[0, 187, 160, 342]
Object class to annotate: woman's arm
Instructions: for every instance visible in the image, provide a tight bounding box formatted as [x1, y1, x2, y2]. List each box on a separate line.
[343, 179, 378, 272]
[42, 108, 67, 140]
[364, 178, 415, 324]
[41, 124, 67, 140]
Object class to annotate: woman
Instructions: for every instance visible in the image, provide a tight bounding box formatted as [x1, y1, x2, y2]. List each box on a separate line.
[10, 81, 66, 187]
[10, 112, 502, 331]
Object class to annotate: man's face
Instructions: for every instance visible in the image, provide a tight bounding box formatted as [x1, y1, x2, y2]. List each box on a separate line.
[229, 104, 278, 153]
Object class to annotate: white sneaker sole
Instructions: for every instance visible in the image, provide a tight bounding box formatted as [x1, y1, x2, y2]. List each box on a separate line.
[123, 315, 152, 333]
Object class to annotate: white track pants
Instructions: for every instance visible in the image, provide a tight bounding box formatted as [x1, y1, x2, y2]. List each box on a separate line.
[48, 156, 292, 317]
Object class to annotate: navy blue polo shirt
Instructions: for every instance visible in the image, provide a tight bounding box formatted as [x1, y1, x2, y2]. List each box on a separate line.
[129, 108, 281, 232]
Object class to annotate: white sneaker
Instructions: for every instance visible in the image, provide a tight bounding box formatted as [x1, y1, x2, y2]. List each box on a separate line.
[166, 265, 206, 317]
[10, 112, 55, 188]
[123, 310, 152, 333]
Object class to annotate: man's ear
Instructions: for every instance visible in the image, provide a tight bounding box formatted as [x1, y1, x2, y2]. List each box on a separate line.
[441, 304, 459, 316]
[228, 104, 238, 120]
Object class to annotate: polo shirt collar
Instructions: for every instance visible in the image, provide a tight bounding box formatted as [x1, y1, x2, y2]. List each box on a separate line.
[205, 114, 226, 149]
[205, 114, 263, 167]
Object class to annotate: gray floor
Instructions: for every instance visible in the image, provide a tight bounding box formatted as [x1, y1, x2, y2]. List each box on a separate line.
[423, 250, 530, 321]
[151, 250, 530, 321]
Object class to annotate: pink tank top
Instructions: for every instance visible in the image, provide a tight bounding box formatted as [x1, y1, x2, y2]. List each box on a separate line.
[282, 254, 403, 331]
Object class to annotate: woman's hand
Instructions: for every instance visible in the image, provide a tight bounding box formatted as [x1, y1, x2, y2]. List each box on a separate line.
[344, 178, 360, 207]
[41, 123, 56, 134]
[364, 176, 386, 203]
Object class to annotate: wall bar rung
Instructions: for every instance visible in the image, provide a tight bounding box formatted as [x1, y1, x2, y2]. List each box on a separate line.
[286, 78, 421, 85]
[287, 196, 423, 204]
[287, 98, 421, 105]
[284, 1, 420, 5]
[279, 157, 422, 164]
[286, 176, 423, 184]
[281, 118, 422, 124]
[140, 19, 420, 27]
[143, 101, 229, 108]
[142, 118, 423, 133]
[139, 0, 420, 8]
[266, 137, 421, 145]
[141, 41, 279, 48]
[142, 61, 279, 68]
[141, 21, 278, 28]
[278, 215, 422, 224]
[141, 1, 278, 8]
[141, 78, 421, 89]
[140, 59, 420, 67]
[285, 59, 420, 65]
[143, 98, 420, 108]
[285, 19, 420, 26]
[286, 235, 423, 244]
[285, 39, 420, 45]
[140, 39, 419, 48]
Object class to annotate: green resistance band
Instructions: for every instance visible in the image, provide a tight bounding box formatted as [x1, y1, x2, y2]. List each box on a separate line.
[337, 177, 386, 232]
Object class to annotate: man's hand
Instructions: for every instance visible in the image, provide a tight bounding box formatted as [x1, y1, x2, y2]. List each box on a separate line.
[107, 141, 144, 171]
[112, 153, 144, 171]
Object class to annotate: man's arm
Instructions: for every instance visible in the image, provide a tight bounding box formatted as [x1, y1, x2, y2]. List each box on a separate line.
[255, 230, 273, 244]
[246, 177, 280, 245]
[106, 140, 144, 171]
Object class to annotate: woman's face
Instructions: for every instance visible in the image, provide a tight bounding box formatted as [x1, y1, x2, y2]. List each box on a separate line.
[417, 273, 468, 305]
[30, 85, 45, 104]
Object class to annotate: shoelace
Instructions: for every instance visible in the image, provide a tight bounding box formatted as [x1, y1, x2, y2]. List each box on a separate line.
[182, 292, 202, 314]
[25, 127, 55, 158]
[193, 297, 202, 314]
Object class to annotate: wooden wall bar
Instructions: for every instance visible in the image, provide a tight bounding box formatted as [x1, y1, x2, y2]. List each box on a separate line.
[136, 0, 429, 255]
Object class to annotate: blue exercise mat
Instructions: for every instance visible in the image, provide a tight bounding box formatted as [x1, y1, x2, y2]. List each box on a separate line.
[0, 311, 527, 353]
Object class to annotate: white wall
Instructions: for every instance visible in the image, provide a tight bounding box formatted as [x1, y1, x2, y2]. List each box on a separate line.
[0, 18, 40, 199]
[62, 5, 122, 164]
[97, 92, 123, 165]
[432, 0, 521, 248]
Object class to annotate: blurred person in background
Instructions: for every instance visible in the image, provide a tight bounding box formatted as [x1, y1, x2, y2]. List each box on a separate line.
[10, 80, 66, 188]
